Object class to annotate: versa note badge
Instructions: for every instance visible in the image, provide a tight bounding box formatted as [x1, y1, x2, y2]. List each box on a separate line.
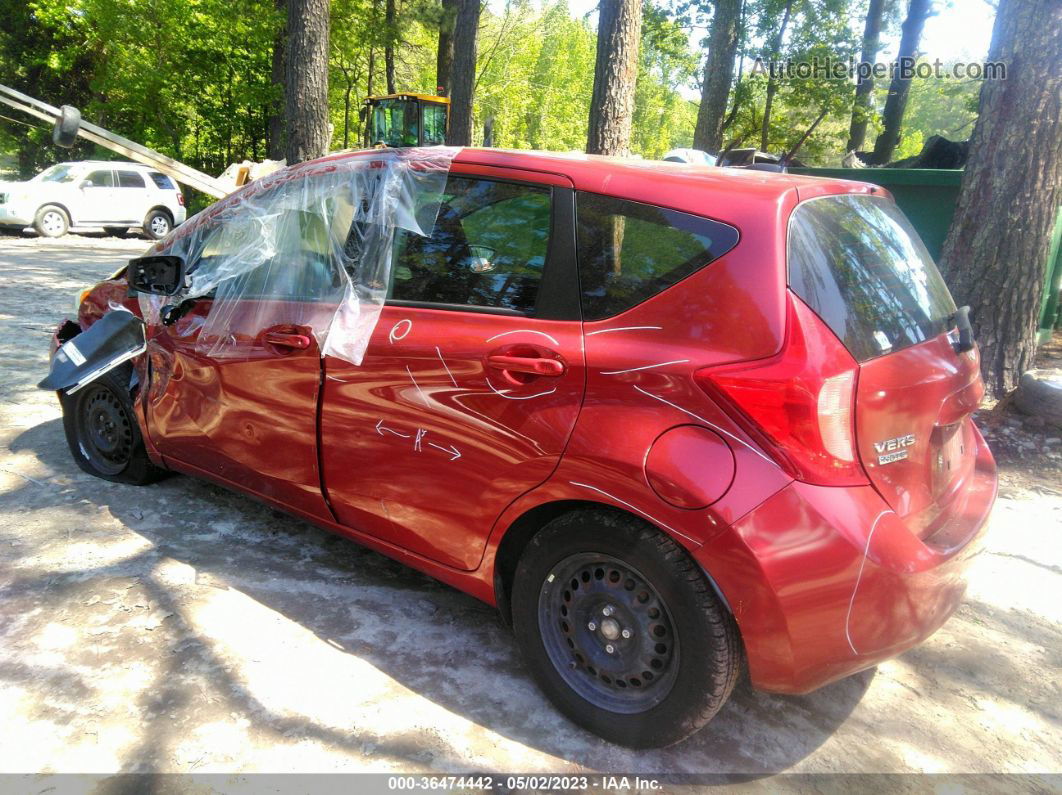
[874, 433, 916, 465]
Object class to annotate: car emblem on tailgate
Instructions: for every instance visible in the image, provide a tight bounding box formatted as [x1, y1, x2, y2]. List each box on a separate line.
[873, 433, 915, 465]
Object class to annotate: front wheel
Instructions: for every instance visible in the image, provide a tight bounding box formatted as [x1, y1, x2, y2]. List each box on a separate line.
[512, 510, 741, 747]
[34, 205, 69, 238]
[59, 366, 165, 485]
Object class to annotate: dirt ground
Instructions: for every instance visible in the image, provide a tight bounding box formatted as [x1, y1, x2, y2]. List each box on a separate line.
[0, 233, 1059, 779]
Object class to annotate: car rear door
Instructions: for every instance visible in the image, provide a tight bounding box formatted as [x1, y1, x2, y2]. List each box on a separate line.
[114, 169, 148, 224]
[788, 193, 985, 538]
[319, 165, 584, 570]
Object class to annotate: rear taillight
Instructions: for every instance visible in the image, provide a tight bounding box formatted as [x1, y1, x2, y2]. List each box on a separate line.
[177, 193, 185, 206]
[695, 294, 868, 486]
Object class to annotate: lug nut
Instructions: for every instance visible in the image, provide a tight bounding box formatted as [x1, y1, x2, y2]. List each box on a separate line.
[621, 629, 632, 639]
[602, 606, 614, 617]
[588, 621, 597, 631]
[605, 644, 615, 654]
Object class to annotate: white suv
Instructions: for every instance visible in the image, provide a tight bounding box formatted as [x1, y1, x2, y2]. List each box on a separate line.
[0, 161, 187, 240]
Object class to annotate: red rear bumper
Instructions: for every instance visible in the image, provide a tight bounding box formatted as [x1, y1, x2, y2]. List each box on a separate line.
[697, 424, 997, 694]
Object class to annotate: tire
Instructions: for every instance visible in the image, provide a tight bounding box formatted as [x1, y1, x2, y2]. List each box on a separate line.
[59, 365, 165, 485]
[512, 510, 741, 748]
[143, 209, 172, 240]
[34, 205, 69, 238]
[103, 226, 128, 238]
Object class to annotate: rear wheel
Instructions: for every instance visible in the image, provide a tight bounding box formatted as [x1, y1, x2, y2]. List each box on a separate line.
[34, 205, 69, 238]
[512, 510, 741, 747]
[143, 209, 172, 240]
[59, 366, 165, 485]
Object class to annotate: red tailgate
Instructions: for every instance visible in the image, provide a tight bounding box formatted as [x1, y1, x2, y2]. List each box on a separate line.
[855, 334, 984, 537]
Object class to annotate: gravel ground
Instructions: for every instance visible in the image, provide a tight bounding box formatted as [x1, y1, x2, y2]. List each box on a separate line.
[0, 233, 1060, 779]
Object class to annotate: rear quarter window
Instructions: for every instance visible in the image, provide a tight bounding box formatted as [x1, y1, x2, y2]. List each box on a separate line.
[575, 192, 739, 320]
[788, 194, 957, 362]
[149, 172, 176, 190]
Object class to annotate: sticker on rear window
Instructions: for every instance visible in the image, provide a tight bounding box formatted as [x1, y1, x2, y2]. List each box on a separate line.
[63, 340, 86, 366]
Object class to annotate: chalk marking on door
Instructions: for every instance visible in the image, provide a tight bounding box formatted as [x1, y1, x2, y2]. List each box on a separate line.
[406, 365, 429, 406]
[486, 378, 557, 400]
[389, 318, 413, 344]
[436, 346, 458, 387]
[428, 442, 461, 461]
[375, 419, 410, 438]
[485, 329, 559, 345]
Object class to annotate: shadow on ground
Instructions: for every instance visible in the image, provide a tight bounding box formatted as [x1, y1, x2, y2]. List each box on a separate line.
[3, 415, 873, 774]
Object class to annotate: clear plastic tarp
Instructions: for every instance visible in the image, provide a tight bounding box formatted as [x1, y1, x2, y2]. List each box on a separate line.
[140, 147, 457, 364]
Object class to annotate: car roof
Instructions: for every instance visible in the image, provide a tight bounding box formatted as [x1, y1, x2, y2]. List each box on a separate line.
[307, 147, 881, 222]
[56, 161, 157, 171]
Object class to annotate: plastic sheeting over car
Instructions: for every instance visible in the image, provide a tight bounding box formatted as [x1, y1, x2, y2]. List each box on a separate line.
[140, 147, 458, 365]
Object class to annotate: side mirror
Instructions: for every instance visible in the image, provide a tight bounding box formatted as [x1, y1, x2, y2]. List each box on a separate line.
[127, 255, 187, 296]
[80, 180, 94, 189]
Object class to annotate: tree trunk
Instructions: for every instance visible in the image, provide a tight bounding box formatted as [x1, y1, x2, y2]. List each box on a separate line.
[869, 0, 931, 164]
[693, 0, 741, 153]
[937, 0, 1062, 398]
[586, 0, 643, 156]
[385, 0, 397, 94]
[759, 0, 792, 153]
[267, 0, 287, 161]
[436, 0, 458, 95]
[846, 0, 885, 153]
[285, 0, 331, 163]
[445, 0, 480, 146]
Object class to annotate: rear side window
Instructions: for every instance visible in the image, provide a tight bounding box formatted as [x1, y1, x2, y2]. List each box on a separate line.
[148, 171, 175, 190]
[576, 193, 739, 320]
[788, 195, 957, 362]
[117, 170, 145, 188]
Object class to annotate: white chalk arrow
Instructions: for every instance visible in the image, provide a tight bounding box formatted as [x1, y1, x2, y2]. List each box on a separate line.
[375, 419, 410, 438]
[428, 442, 461, 461]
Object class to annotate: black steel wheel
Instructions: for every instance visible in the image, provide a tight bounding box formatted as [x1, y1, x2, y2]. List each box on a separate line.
[75, 384, 135, 476]
[512, 509, 742, 748]
[59, 365, 165, 485]
[539, 553, 680, 714]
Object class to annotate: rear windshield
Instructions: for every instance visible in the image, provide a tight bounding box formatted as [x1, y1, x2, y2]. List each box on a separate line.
[788, 195, 956, 362]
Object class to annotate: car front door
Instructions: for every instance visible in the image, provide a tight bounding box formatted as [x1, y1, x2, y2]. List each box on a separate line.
[144, 207, 342, 521]
[74, 169, 117, 224]
[319, 166, 584, 570]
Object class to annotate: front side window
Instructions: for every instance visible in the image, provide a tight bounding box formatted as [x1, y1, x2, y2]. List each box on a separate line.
[575, 193, 740, 320]
[788, 195, 957, 362]
[84, 170, 114, 188]
[116, 170, 146, 189]
[371, 100, 418, 147]
[390, 177, 551, 312]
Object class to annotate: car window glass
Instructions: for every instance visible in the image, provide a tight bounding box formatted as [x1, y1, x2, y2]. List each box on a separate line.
[389, 176, 551, 312]
[788, 195, 956, 361]
[116, 170, 145, 188]
[148, 172, 175, 190]
[421, 103, 447, 146]
[84, 170, 114, 188]
[575, 193, 739, 320]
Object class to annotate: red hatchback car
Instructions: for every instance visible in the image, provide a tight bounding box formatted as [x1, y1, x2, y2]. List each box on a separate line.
[48, 148, 997, 747]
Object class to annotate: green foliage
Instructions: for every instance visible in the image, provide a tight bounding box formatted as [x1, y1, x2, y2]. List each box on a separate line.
[0, 0, 985, 178]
